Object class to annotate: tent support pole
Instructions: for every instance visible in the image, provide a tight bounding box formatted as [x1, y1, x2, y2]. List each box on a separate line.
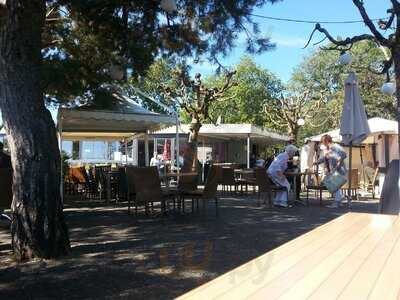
[58, 115, 64, 204]
[176, 114, 180, 176]
[131, 136, 134, 166]
[145, 133, 149, 166]
[247, 134, 251, 168]
[124, 139, 128, 164]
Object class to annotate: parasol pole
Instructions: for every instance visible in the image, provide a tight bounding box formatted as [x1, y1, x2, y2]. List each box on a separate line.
[348, 141, 353, 207]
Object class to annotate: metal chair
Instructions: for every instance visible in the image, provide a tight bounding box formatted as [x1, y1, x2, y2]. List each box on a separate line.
[306, 172, 327, 206]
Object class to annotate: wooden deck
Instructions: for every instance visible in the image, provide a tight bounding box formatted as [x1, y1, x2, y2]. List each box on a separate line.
[177, 212, 400, 300]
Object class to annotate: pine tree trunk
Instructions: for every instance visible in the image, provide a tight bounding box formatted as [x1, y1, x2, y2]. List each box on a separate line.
[0, 0, 70, 260]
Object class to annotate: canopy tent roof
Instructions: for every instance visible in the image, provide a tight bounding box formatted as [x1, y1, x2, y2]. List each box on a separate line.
[153, 124, 290, 144]
[58, 88, 175, 140]
[307, 117, 398, 144]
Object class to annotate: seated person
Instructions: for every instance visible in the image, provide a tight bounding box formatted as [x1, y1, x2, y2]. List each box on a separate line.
[0, 142, 11, 168]
[267, 145, 298, 207]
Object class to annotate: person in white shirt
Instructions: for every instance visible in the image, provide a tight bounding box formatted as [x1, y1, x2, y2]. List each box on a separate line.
[267, 145, 298, 207]
[150, 152, 160, 168]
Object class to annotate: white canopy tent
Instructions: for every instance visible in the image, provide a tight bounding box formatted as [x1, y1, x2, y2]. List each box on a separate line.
[305, 117, 399, 195]
[153, 124, 290, 168]
[307, 118, 398, 144]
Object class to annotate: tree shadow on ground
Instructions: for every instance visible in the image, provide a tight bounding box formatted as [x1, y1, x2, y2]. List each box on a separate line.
[0, 193, 379, 299]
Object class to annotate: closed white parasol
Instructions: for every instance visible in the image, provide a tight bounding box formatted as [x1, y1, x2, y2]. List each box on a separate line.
[340, 72, 370, 205]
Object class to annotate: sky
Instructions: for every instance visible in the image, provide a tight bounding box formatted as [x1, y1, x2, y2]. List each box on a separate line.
[191, 0, 391, 83]
[0, 1, 392, 127]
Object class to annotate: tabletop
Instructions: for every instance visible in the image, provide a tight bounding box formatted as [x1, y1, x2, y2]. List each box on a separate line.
[162, 172, 198, 178]
[177, 212, 400, 300]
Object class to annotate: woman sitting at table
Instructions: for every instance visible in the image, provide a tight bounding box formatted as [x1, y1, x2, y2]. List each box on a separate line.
[267, 145, 298, 208]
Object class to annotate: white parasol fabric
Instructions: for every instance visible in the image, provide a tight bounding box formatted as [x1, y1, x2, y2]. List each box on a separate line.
[339, 72, 370, 146]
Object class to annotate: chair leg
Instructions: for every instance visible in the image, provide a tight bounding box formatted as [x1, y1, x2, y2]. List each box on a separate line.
[269, 193, 273, 208]
[215, 197, 219, 217]
[306, 189, 309, 206]
[319, 189, 322, 206]
[191, 198, 195, 213]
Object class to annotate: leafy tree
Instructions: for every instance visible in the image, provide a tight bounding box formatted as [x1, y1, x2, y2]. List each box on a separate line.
[0, 0, 281, 261]
[161, 70, 237, 172]
[289, 41, 395, 141]
[304, 0, 400, 159]
[207, 56, 283, 128]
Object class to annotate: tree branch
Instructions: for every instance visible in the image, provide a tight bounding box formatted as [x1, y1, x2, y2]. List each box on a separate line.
[352, 0, 390, 46]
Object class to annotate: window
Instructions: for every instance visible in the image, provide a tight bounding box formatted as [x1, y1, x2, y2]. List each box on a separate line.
[81, 141, 108, 160]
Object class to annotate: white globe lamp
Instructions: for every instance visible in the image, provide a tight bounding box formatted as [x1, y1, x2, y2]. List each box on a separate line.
[160, 0, 177, 13]
[338, 52, 352, 66]
[381, 82, 396, 96]
[297, 118, 305, 126]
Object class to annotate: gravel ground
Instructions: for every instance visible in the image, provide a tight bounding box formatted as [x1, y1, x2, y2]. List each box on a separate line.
[0, 193, 378, 300]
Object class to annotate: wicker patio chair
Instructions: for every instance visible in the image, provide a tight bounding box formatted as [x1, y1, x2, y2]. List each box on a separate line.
[236, 168, 257, 195]
[128, 166, 175, 215]
[220, 167, 239, 195]
[180, 165, 222, 217]
[341, 169, 359, 200]
[254, 168, 273, 207]
[305, 172, 327, 206]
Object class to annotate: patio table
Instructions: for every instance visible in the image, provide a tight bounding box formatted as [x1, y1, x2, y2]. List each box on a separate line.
[177, 212, 400, 300]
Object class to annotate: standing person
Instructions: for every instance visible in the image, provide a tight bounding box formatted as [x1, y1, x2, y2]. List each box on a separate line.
[267, 145, 298, 208]
[316, 134, 347, 208]
[0, 142, 11, 168]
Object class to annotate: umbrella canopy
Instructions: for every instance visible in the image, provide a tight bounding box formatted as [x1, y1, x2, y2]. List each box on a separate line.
[340, 72, 370, 146]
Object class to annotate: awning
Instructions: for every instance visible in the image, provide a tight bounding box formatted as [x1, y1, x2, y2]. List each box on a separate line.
[58, 88, 175, 140]
[153, 124, 290, 144]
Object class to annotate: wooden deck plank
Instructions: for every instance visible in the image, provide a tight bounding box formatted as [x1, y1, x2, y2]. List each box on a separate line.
[246, 214, 389, 300]
[277, 214, 398, 300]
[177, 213, 369, 300]
[336, 216, 400, 300]
[177, 213, 400, 300]
[368, 225, 400, 300]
